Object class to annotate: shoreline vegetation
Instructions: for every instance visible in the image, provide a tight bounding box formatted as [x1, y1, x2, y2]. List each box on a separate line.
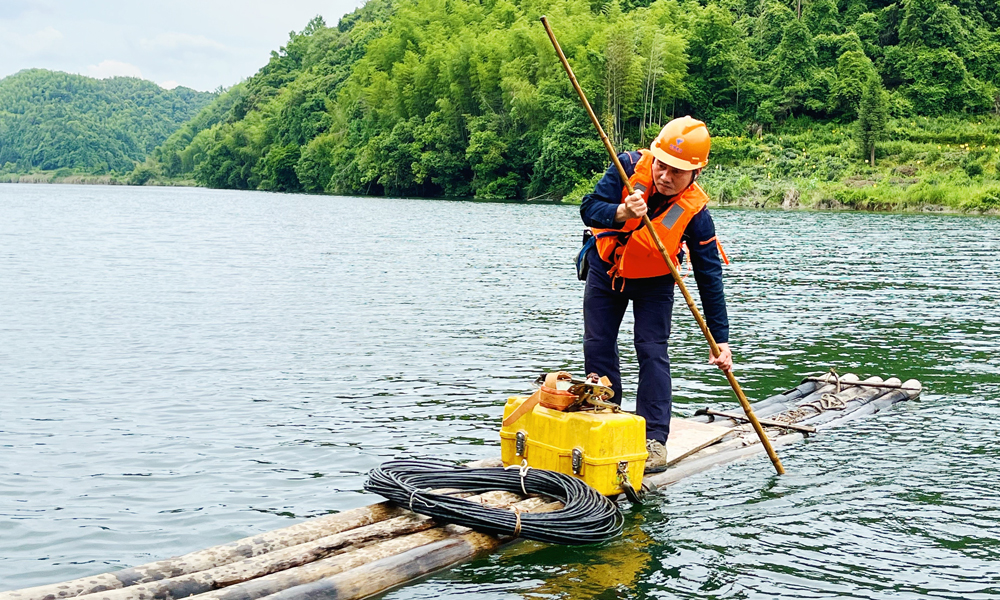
[3, 0, 1000, 215]
[6, 114, 998, 215]
[0, 172, 194, 186]
[4, 168, 997, 217]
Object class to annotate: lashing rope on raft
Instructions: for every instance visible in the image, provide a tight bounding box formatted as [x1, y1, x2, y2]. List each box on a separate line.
[364, 459, 624, 545]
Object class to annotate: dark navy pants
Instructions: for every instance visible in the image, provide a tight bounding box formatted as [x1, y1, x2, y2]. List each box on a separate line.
[583, 246, 674, 444]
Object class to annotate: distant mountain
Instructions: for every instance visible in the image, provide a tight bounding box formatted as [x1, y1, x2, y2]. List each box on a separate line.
[0, 69, 214, 174]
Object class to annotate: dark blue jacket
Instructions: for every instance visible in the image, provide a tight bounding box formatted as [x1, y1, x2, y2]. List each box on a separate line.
[580, 152, 730, 343]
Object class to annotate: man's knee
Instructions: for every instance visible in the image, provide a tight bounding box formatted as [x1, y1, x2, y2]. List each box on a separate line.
[634, 340, 669, 363]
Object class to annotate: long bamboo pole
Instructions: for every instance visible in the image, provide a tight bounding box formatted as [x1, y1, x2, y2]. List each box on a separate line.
[539, 15, 784, 475]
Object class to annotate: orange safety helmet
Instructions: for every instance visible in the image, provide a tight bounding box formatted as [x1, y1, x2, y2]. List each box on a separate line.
[649, 116, 711, 170]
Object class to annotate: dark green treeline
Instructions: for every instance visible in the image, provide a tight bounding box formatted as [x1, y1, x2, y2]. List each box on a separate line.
[0, 70, 214, 175]
[145, 0, 1000, 199]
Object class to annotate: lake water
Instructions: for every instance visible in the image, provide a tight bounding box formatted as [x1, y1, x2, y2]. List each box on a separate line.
[1, 184, 998, 598]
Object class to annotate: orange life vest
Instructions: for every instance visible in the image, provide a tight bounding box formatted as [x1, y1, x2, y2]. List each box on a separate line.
[593, 149, 711, 280]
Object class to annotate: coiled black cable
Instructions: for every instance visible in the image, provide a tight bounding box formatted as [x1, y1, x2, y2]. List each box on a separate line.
[364, 459, 624, 545]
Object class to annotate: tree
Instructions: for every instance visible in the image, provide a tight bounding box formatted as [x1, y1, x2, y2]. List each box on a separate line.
[465, 114, 517, 199]
[295, 132, 338, 192]
[637, 29, 686, 140]
[602, 12, 639, 149]
[904, 47, 991, 114]
[256, 143, 302, 192]
[752, 1, 795, 59]
[855, 75, 888, 166]
[103, 0, 1000, 201]
[803, 0, 841, 36]
[850, 12, 881, 58]
[829, 49, 877, 118]
[528, 105, 605, 200]
[770, 18, 819, 118]
[724, 36, 757, 115]
[899, 0, 968, 51]
[686, 4, 745, 114]
[412, 101, 473, 197]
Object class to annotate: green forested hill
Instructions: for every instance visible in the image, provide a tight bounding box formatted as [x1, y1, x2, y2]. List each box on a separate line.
[145, 0, 1000, 208]
[0, 69, 214, 174]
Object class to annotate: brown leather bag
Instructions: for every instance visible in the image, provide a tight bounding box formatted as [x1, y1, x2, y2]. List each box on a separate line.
[502, 372, 582, 426]
[538, 371, 578, 410]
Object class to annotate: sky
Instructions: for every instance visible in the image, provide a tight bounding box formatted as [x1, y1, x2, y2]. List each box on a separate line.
[0, 0, 368, 91]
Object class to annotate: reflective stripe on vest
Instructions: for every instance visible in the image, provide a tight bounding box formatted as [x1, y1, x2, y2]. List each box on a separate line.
[592, 150, 710, 280]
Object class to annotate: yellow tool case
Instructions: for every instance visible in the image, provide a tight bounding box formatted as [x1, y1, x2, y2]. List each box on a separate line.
[499, 395, 647, 496]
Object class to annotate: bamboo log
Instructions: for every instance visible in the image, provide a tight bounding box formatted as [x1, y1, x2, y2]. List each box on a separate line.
[462, 458, 503, 468]
[645, 376, 918, 487]
[697, 409, 816, 433]
[70, 516, 430, 600]
[637, 432, 780, 496]
[235, 380, 917, 600]
[793, 376, 887, 426]
[207, 498, 562, 600]
[813, 379, 920, 430]
[69, 492, 523, 600]
[808, 387, 895, 428]
[743, 386, 832, 419]
[696, 375, 858, 425]
[806, 374, 921, 391]
[753, 374, 860, 419]
[753, 379, 820, 408]
[652, 435, 751, 472]
[865, 380, 921, 410]
[687, 392, 784, 424]
[648, 431, 804, 488]
[192, 530, 455, 600]
[688, 379, 823, 424]
[260, 538, 478, 600]
[185, 497, 556, 600]
[770, 379, 822, 405]
[743, 380, 815, 413]
[0, 505, 406, 600]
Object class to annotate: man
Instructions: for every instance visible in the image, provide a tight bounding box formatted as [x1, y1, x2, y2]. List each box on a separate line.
[579, 116, 732, 474]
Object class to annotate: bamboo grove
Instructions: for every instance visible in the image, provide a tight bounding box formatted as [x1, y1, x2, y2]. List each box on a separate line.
[84, 0, 1000, 199]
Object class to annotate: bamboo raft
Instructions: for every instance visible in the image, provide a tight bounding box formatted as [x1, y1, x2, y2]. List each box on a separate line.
[2, 373, 920, 600]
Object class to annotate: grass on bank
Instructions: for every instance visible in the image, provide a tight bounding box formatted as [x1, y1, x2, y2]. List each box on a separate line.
[0, 166, 196, 186]
[695, 115, 1000, 213]
[0, 168, 123, 185]
[568, 115, 1000, 214]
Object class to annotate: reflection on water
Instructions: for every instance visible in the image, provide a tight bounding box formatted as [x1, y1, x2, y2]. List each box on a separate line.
[1, 184, 998, 598]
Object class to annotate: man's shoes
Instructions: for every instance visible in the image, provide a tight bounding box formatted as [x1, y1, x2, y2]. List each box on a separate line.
[644, 438, 667, 474]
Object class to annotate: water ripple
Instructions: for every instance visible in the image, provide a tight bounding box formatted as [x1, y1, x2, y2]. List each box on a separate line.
[1, 185, 998, 597]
